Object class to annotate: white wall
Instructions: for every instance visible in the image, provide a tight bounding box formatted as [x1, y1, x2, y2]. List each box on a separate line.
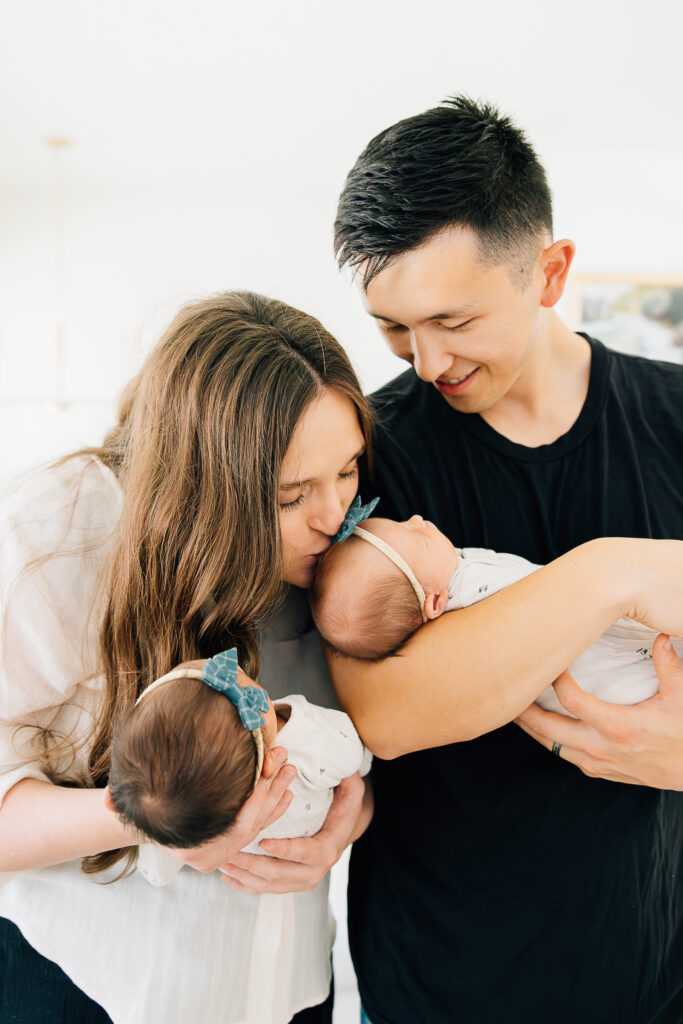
[3, 134, 683, 481]
[2, 0, 683, 481]
[0, 181, 405, 480]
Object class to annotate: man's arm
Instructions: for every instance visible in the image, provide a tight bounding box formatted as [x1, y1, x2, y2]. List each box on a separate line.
[516, 636, 683, 789]
[328, 537, 683, 759]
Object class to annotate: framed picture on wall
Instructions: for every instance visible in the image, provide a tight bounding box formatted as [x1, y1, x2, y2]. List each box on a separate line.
[566, 274, 683, 365]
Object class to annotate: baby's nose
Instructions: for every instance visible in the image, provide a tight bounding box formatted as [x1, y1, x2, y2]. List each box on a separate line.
[408, 514, 424, 525]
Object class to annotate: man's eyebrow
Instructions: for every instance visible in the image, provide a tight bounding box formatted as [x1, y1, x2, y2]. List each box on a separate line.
[279, 446, 366, 491]
[368, 306, 476, 325]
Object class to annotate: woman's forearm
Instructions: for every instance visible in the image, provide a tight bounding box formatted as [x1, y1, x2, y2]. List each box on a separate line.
[328, 537, 683, 757]
[0, 778, 141, 871]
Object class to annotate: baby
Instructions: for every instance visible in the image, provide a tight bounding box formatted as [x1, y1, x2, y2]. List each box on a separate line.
[107, 648, 371, 885]
[310, 499, 683, 714]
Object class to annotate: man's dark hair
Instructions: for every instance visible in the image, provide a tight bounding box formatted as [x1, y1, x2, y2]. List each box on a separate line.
[334, 95, 553, 288]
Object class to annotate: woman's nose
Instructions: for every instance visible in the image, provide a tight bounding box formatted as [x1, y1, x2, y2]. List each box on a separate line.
[308, 494, 347, 536]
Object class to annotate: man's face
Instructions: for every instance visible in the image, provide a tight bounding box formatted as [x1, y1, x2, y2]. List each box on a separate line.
[363, 226, 546, 415]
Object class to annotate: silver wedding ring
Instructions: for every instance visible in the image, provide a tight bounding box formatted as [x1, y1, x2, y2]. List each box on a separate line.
[551, 741, 562, 757]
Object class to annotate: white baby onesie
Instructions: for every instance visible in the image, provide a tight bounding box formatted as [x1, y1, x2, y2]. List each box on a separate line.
[447, 547, 683, 715]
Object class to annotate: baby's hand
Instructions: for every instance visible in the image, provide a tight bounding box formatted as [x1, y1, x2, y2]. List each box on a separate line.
[163, 747, 295, 873]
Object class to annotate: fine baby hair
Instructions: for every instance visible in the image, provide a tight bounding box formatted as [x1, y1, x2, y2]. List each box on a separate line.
[109, 650, 268, 848]
[311, 498, 432, 660]
[312, 533, 424, 660]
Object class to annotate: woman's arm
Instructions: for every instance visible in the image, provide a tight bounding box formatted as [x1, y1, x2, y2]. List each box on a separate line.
[0, 750, 298, 873]
[0, 778, 141, 872]
[328, 537, 683, 758]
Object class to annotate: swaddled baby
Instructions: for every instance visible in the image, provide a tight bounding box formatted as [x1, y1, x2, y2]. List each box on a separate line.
[310, 500, 683, 714]
[108, 647, 371, 885]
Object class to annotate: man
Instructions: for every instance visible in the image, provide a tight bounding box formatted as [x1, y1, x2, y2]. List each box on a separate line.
[331, 96, 683, 1023]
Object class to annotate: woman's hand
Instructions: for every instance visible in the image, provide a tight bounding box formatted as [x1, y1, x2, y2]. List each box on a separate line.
[165, 747, 296, 873]
[219, 771, 370, 894]
[516, 634, 683, 789]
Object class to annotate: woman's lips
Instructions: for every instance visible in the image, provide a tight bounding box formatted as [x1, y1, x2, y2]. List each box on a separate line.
[306, 545, 331, 562]
[434, 367, 479, 396]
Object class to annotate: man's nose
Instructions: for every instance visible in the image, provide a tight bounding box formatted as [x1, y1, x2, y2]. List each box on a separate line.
[411, 332, 453, 383]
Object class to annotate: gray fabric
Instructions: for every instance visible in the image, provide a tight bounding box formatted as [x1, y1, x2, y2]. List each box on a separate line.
[258, 587, 340, 710]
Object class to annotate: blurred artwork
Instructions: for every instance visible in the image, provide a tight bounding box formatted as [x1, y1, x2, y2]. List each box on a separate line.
[568, 276, 683, 364]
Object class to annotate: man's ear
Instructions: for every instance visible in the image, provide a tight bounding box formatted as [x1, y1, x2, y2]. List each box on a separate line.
[539, 238, 576, 308]
[424, 589, 449, 620]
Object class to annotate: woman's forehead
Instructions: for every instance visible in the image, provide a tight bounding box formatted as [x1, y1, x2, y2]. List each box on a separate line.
[280, 391, 364, 485]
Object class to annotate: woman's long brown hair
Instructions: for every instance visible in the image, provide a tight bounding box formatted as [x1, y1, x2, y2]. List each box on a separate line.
[78, 291, 373, 872]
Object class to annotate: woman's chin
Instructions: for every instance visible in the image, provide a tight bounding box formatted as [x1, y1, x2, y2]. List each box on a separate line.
[283, 556, 320, 590]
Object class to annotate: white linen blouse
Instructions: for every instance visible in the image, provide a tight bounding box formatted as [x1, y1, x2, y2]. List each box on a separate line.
[0, 455, 341, 1024]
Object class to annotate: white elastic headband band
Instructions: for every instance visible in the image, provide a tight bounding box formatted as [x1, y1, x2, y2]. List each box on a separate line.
[134, 668, 265, 787]
[353, 526, 429, 624]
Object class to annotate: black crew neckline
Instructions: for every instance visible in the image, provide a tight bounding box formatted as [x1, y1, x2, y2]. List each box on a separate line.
[449, 334, 610, 463]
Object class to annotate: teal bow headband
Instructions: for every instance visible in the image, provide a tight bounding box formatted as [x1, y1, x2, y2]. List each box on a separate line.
[330, 494, 428, 624]
[201, 648, 270, 730]
[333, 495, 380, 544]
[135, 647, 270, 786]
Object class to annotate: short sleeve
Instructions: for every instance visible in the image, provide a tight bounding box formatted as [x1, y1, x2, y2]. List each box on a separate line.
[447, 548, 541, 611]
[275, 695, 372, 787]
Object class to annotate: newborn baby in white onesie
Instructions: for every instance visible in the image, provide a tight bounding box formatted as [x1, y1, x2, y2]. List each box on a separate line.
[310, 514, 683, 715]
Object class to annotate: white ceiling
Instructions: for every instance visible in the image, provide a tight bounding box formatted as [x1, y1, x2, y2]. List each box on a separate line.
[2, 0, 682, 191]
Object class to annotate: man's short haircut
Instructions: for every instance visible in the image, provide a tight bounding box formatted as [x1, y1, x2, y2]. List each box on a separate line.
[334, 94, 553, 288]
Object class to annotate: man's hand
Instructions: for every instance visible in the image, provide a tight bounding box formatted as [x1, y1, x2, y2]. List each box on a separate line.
[165, 747, 296, 873]
[219, 771, 369, 894]
[516, 634, 683, 789]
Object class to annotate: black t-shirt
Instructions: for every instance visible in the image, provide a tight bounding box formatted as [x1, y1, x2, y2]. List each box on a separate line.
[351, 336, 683, 1024]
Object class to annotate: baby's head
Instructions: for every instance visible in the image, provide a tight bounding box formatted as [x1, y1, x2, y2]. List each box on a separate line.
[311, 515, 459, 660]
[107, 650, 275, 848]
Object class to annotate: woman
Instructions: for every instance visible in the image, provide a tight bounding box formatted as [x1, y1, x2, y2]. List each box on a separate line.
[1, 291, 682, 1022]
[0, 292, 373, 1024]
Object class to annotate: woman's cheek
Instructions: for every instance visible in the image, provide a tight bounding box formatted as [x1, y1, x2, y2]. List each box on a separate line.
[278, 508, 303, 565]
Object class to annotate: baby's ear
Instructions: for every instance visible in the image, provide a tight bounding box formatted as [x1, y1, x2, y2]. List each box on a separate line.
[103, 785, 117, 813]
[424, 589, 449, 620]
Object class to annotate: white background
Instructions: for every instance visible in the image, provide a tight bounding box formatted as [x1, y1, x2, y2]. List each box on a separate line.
[2, 1, 683, 1018]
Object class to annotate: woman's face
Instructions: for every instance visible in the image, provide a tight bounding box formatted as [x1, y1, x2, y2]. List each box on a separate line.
[279, 389, 366, 588]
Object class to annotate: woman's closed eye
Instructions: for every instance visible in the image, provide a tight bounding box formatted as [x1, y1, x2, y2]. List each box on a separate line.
[280, 494, 305, 511]
[279, 465, 358, 512]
